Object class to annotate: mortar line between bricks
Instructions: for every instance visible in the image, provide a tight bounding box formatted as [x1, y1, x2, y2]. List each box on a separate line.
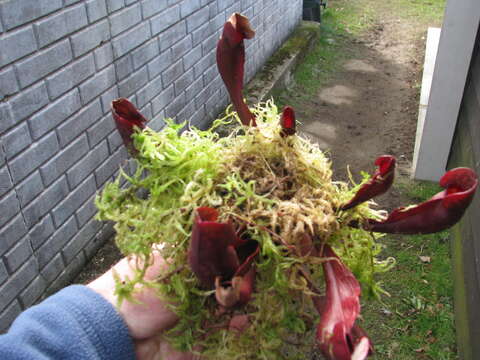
[0, 140, 40, 308]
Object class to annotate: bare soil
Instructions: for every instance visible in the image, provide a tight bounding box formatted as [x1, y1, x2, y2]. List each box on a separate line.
[298, 10, 431, 215]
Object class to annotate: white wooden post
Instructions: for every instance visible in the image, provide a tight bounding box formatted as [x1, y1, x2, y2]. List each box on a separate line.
[412, 0, 480, 181]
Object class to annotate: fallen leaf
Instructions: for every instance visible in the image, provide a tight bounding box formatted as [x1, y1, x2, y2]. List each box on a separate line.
[419, 256, 431, 263]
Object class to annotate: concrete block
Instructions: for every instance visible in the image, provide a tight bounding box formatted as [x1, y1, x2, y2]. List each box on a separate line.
[16, 39, 73, 89]
[243, 6, 254, 21]
[194, 81, 216, 109]
[159, 21, 186, 52]
[201, 32, 218, 56]
[0, 142, 5, 166]
[79, 64, 116, 105]
[40, 253, 64, 283]
[147, 50, 173, 80]
[118, 67, 149, 98]
[57, 99, 103, 147]
[191, 22, 211, 47]
[149, 110, 166, 131]
[171, 36, 192, 60]
[136, 75, 163, 108]
[0, 0, 62, 30]
[203, 63, 218, 87]
[150, 5, 180, 36]
[151, 84, 175, 115]
[193, 53, 214, 79]
[141, 0, 169, 19]
[67, 141, 109, 188]
[114, 55, 134, 81]
[29, 89, 82, 140]
[140, 103, 153, 121]
[63, 218, 102, 263]
[205, 89, 225, 118]
[107, 129, 124, 153]
[186, 6, 209, 33]
[52, 176, 97, 227]
[106, 0, 125, 13]
[189, 105, 207, 129]
[45, 252, 85, 296]
[9, 83, 49, 123]
[9, 132, 59, 184]
[241, 0, 254, 11]
[3, 122, 32, 160]
[37, 216, 77, 268]
[0, 215, 27, 256]
[131, 39, 159, 70]
[100, 86, 119, 114]
[165, 93, 186, 119]
[112, 22, 150, 58]
[180, 0, 201, 18]
[40, 135, 89, 186]
[22, 177, 69, 228]
[162, 60, 183, 86]
[0, 261, 7, 286]
[75, 195, 97, 228]
[88, 115, 116, 147]
[175, 68, 194, 96]
[65, 0, 83, 4]
[177, 98, 196, 122]
[210, 11, 226, 33]
[86, 0, 108, 23]
[29, 215, 55, 251]
[35, 4, 88, 48]
[225, 3, 241, 17]
[16, 171, 44, 208]
[83, 222, 115, 259]
[208, 2, 218, 18]
[125, 0, 138, 5]
[4, 237, 33, 273]
[183, 44, 202, 71]
[46, 55, 95, 99]
[0, 300, 22, 333]
[92, 43, 113, 71]
[71, 20, 110, 58]
[0, 103, 15, 134]
[0, 257, 38, 313]
[185, 76, 204, 103]
[0, 67, 19, 100]
[109, 3, 142, 37]
[253, 0, 265, 15]
[95, 147, 128, 186]
[19, 275, 46, 307]
[0, 166, 12, 198]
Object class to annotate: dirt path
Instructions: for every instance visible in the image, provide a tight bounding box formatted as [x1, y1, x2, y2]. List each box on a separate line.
[297, 4, 431, 211]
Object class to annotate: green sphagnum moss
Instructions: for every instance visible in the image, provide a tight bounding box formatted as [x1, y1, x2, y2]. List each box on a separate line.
[96, 102, 393, 358]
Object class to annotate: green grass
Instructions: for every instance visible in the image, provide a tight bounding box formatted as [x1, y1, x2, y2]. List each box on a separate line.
[362, 181, 457, 359]
[391, 0, 446, 24]
[272, 0, 377, 107]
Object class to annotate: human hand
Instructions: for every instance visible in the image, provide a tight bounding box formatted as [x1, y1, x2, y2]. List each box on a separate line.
[88, 252, 198, 360]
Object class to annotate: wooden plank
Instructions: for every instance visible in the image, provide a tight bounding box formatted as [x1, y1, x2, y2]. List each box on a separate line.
[413, 0, 480, 181]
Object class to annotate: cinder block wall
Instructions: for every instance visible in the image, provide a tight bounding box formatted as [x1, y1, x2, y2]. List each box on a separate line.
[0, 0, 302, 329]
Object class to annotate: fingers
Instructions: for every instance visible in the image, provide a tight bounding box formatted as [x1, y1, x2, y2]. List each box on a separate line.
[87, 252, 178, 339]
[135, 334, 198, 360]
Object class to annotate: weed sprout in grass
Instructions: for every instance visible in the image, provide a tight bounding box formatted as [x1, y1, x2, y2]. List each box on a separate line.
[96, 13, 478, 360]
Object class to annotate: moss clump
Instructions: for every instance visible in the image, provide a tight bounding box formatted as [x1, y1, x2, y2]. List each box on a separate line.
[96, 100, 393, 358]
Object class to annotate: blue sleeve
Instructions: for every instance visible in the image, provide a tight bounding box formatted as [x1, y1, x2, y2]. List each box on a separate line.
[0, 285, 135, 360]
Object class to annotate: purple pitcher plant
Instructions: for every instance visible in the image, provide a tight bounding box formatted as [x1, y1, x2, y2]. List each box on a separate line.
[110, 13, 478, 360]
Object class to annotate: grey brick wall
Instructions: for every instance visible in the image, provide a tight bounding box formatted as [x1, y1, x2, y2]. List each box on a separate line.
[0, 0, 302, 330]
